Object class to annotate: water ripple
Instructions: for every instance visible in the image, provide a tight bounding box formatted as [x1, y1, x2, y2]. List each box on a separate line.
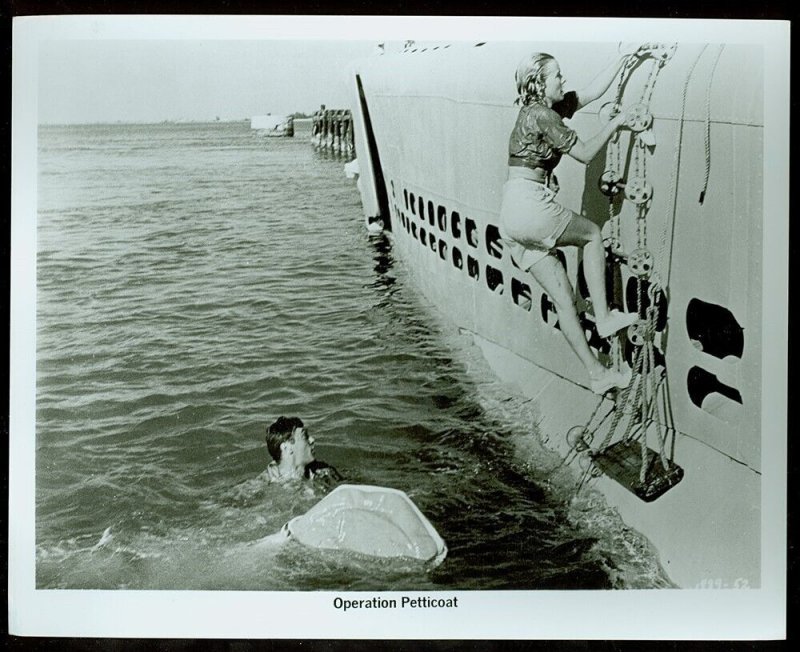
[35, 123, 669, 591]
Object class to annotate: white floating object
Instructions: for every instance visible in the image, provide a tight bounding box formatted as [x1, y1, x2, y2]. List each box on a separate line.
[366, 219, 384, 234]
[286, 484, 447, 564]
[344, 158, 360, 179]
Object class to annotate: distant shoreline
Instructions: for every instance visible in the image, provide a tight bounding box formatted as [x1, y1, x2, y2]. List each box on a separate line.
[39, 119, 251, 127]
[40, 117, 316, 128]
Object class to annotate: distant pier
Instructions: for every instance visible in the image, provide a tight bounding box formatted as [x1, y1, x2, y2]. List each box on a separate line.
[311, 108, 355, 158]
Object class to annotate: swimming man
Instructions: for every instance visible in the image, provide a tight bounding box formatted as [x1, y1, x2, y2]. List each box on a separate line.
[264, 416, 341, 484]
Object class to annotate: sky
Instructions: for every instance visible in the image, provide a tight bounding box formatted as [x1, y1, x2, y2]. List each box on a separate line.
[38, 40, 378, 124]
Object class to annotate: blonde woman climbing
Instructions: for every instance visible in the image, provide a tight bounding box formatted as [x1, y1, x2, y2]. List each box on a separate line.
[500, 49, 647, 394]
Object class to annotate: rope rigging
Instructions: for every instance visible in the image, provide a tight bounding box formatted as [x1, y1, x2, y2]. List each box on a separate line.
[570, 42, 693, 501]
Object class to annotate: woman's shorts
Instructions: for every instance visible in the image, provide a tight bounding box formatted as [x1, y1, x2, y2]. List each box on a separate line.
[499, 169, 576, 272]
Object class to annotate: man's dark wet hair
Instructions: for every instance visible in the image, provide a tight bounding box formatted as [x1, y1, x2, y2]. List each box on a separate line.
[265, 416, 304, 462]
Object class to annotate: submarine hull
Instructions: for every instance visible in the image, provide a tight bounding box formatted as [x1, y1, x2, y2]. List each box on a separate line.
[349, 41, 763, 588]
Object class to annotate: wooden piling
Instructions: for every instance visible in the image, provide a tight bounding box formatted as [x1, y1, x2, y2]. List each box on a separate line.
[311, 108, 355, 158]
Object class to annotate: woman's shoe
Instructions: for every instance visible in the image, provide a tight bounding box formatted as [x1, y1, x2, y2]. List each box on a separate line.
[589, 365, 633, 395]
[596, 310, 639, 338]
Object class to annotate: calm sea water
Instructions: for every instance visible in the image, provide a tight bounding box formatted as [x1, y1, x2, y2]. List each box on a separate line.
[36, 121, 670, 590]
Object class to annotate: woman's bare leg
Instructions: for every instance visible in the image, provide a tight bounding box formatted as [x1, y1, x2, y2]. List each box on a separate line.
[555, 214, 609, 321]
[530, 255, 606, 376]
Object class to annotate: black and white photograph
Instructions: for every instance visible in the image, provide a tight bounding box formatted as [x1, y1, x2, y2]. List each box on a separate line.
[9, 15, 789, 639]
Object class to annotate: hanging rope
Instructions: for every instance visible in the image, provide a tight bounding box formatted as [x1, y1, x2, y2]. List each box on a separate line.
[699, 44, 726, 204]
[658, 44, 707, 287]
[596, 344, 644, 451]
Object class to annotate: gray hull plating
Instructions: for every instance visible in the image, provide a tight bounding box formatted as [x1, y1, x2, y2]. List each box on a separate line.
[349, 41, 762, 588]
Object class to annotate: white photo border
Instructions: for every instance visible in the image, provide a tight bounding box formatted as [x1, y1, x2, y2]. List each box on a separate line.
[9, 15, 789, 639]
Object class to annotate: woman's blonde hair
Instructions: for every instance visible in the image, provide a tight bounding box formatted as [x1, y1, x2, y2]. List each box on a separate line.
[515, 52, 555, 106]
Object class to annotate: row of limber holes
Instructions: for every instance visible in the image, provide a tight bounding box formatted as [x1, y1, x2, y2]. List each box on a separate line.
[392, 184, 668, 333]
[393, 183, 654, 350]
[395, 182, 656, 324]
[393, 199, 639, 372]
[393, 185, 668, 336]
[392, 190, 535, 312]
[399, 187, 503, 256]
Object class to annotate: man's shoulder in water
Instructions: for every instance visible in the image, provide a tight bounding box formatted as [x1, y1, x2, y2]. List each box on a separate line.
[304, 460, 343, 481]
[304, 460, 343, 489]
